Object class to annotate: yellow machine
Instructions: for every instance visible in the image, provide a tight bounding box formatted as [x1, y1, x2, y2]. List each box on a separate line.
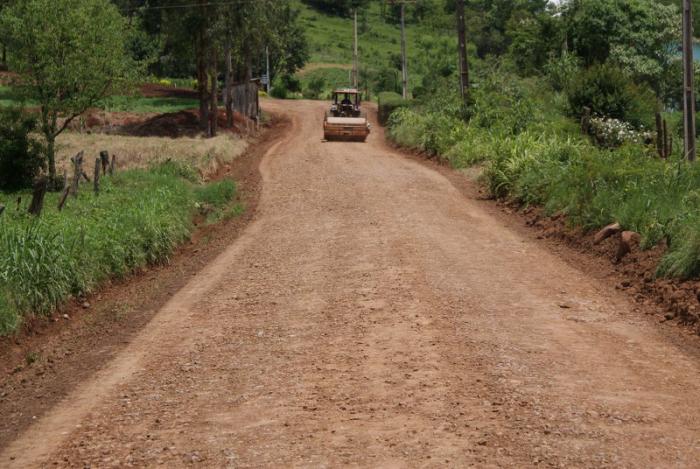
[323, 88, 370, 142]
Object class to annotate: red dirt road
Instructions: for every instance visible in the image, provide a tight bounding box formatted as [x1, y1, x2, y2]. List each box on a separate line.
[2, 100, 700, 467]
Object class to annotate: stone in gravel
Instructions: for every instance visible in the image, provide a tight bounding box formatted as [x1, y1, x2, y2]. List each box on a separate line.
[82, 302, 91, 309]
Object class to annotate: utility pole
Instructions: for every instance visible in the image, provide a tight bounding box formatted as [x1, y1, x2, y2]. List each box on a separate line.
[456, 0, 469, 103]
[683, 0, 696, 161]
[400, 3, 408, 99]
[265, 46, 271, 94]
[353, 9, 359, 89]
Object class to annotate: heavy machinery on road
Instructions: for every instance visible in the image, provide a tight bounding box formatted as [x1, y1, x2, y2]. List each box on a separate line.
[323, 88, 370, 142]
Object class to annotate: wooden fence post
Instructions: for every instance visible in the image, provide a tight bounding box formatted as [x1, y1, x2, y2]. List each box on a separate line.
[581, 106, 591, 135]
[655, 112, 673, 159]
[70, 151, 85, 197]
[28, 176, 48, 216]
[109, 154, 117, 175]
[93, 157, 100, 195]
[100, 151, 109, 175]
[57, 185, 70, 211]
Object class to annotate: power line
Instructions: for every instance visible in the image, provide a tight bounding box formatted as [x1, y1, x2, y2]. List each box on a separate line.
[125, 0, 261, 12]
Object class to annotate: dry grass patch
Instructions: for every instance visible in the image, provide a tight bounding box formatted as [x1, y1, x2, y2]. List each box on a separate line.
[56, 132, 248, 178]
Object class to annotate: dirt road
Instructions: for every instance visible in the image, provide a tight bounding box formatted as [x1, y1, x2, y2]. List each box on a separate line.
[3, 100, 700, 467]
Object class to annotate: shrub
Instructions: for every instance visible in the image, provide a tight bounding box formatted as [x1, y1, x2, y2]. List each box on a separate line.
[588, 117, 653, 148]
[565, 64, 655, 128]
[378, 91, 408, 125]
[281, 75, 302, 93]
[544, 52, 580, 92]
[270, 83, 288, 99]
[0, 108, 45, 191]
[303, 76, 326, 99]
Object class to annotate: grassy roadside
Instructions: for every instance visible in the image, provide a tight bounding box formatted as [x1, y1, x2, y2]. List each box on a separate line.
[384, 72, 700, 280]
[0, 162, 237, 335]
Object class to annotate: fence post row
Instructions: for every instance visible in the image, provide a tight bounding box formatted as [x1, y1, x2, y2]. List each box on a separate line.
[8, 150, 114, 216]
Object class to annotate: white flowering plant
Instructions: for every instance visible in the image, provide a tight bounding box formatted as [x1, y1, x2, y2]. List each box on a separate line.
[588, 116, 653, 148]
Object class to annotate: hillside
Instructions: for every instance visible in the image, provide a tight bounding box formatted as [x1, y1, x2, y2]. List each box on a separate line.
[292, 0, 453, 99]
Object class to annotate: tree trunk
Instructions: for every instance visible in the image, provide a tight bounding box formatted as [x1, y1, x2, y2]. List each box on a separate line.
[224, 37, 234, 129]
[197, 25, 209, 132]
[209, 46, 218, 138]
[1, 44, 6, 68]
[47, 135, 57, 184]
[244, 57, 253, 120]
[195, 0, 209, 133]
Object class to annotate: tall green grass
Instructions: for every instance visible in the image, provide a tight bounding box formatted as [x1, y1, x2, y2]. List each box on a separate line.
[0, 164, 237, 334]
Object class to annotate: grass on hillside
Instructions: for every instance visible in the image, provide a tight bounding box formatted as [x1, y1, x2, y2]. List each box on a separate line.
[0, 85, 197, 114]
[0, 163, 237, 335]
[293, 0, 452, 98]
[101, 95, 198, 114]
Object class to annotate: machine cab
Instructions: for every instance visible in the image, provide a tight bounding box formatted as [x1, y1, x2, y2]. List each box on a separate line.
[330, 88, 362, 118]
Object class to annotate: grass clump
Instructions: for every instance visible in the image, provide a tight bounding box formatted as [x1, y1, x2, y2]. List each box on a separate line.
[0, 162, 238, 335]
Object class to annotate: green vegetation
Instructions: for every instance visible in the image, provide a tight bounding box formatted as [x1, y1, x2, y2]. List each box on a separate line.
[1, 0, 136, 183]
[0, 108, 44, 191]
[288, 0, 455, 99]
[386, 64, 700, 279]
[0, 163, 237, 334]
[0, 87, 197, 115]
[101, 95, 198, 114]
[378, 92, 408, 126]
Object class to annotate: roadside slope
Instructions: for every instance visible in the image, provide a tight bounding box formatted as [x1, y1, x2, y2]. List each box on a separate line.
[2, 100, 700, 467]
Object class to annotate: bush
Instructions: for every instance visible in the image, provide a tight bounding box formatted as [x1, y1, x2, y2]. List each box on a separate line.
[378, 91, 408, 125]
[565, 64, 655, 128]
[0, 108, 45, 191]
[303, 76, 326, 99]
[544, 52, 580, 92]
[270, 83, 288, 99]
[281, 75, 302, 93]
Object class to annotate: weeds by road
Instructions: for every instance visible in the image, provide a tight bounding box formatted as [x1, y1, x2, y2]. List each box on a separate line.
[0, 162, 237, 334]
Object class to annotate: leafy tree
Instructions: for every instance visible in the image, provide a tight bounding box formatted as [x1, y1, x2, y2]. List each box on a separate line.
[506, 8, 562, 75]
[265, 4, 310, 85]
[564, 0, 679, 101]
[0, 0, 135, 183]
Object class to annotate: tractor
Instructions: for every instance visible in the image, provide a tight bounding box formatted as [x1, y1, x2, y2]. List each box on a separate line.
[323, 88, 370, 142]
